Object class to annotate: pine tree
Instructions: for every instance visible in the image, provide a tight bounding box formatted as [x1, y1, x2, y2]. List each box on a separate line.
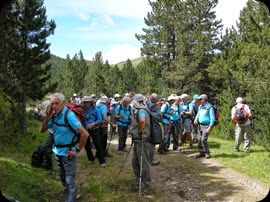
[0, 0, 56, 134]
[122, 59, 138, 93]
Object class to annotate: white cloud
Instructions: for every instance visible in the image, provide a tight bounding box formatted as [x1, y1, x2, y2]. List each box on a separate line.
[86, 44, 141, 64]
[45, 0, 151, 20]
[215, 0, 248, 29]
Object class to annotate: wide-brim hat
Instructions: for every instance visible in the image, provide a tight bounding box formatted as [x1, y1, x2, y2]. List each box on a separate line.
[132, 94, 147, 109]
[114, 93, 121, 98]
[99, 95, 108, 103]
[82, 96, 94, 102]
[180, 93, 189, 100]
[168, 94, 178, 101]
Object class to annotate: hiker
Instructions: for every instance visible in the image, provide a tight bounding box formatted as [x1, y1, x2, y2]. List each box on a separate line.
[231, 97, 253, 153]
[179, 94, 193, 149]
[40, 93, 89, 202]
[130, 94, 151, 190]
[110, 94, 121, 133]
[82, 96, 105, 167]
[194, 94, 215, 159]
[115, 97, 132, 152]
[97, 95, 117, 158]
[158, 94, 178, 154]
[170, 96, 181, 151]
[147, 93, 162, 165]
[191, 94, 200, 143]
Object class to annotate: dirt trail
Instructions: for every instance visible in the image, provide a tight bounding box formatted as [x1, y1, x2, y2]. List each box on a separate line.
[122, 137, 269, 201]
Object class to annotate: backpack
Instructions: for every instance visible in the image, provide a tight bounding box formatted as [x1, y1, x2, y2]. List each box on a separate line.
[213, 105, 220, 125]
[233, 105, 248, 124]
[51, 103, 84, 148]
[31, 145, 52, 169]
[146, 106, 164, 144]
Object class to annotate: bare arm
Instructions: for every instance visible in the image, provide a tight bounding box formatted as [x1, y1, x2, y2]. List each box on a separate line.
[138, 116, 146, 135]
[102, 114, 117, 128]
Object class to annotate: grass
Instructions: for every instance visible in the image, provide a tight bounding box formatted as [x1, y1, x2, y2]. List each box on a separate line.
[0, 118, 269, 201]
[208, 135, 270, 187]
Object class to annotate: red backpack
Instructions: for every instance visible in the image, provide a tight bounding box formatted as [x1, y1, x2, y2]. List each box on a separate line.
[233, 105, 248, 124]
[66, 103, 84, 123]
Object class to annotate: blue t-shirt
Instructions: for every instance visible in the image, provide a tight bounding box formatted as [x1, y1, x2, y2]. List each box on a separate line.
[48, 106, 82, 156]
[171, 104, 180, 121]
[161, 102, 171, 124]
[83, 106, 102, 126]
[115, 104, 132, 126]
[97, 102, 108, 124]
[195, 102, 216, 127]
[180, 101, 193, 120]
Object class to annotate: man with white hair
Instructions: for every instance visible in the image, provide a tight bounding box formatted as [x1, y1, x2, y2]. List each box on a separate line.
[115, 97, 132, 152]
[129, 94, 151, 190]
[231, 97, 253, 153]
[40, 93, 89, 202]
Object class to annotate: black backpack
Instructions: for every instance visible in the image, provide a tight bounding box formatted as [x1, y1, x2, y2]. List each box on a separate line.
[145, 107, 164, 144]
[31, 145, 52, 169]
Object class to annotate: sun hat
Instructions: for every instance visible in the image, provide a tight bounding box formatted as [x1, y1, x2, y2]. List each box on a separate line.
[132, 94, 147, 109]
[114, 93, 121, 98]
[99, 95, 108, 103]
[180, 93, 189, 100]
[198, 94, 208, 100]
[82, 96, 94, 102]
[236, 97, 243, 104]
[168, 94, 178, 101]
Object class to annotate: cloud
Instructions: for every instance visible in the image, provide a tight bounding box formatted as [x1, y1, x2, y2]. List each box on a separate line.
[215, 0, 248, 29]
[86, 43, 141, 64]
[45, 0, 151, 20]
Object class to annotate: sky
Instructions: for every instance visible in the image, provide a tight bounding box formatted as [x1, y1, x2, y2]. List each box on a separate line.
[44, 0, 248, 64]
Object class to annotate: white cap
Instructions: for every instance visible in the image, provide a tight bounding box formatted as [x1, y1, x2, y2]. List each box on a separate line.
[114, 93, 121, 98]
[168, 94, 178, 101]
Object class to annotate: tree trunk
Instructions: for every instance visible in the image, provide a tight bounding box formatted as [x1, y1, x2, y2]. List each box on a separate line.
[21, 94, 27, 135]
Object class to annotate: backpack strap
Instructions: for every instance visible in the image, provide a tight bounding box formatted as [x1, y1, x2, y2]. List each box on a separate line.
[52, 109, 78, 149]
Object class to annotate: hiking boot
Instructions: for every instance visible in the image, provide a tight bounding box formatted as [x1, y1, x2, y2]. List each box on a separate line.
[100, 163, 106, 168]
[205, 154, 211, 159]
[195, 153, 205, 158]
[150, 160, 160, 166]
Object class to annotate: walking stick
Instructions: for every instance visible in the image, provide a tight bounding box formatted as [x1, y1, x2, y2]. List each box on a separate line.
[139, 137, 144, 198]
[106, 127, 114, 155]
[117, 141, 133, 179]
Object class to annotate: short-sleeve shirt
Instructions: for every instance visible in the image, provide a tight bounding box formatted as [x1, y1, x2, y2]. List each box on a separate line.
[161, 102, 171, 124]
[115, 104, 132, 126]
[48, 106, 82, 156]
[97, 102, 108, 126]
[171, 104, 180, 121]
[83, 106, 102, 126]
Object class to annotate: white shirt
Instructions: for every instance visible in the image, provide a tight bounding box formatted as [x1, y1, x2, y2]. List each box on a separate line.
[231, 103, 251, 126]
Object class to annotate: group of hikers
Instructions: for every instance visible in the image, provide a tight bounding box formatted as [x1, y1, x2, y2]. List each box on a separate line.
[34, 91, 253, 201]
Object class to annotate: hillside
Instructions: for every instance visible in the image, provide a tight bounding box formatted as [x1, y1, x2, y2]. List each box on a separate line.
[115, 57, 144, 69]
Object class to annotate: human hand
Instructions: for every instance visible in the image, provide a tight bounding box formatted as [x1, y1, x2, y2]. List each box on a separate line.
[206, 127, 211, 134]
[194, 120, 198, 125]
[128, 115, 132, 120]
[112, 123, 117, 128]
[67, 150, 77, 159]
[87, 123, 94, 129]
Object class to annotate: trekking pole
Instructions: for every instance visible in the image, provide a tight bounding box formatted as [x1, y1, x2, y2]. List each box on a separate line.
[106, 127, 114, 155]
[117, 141, 134, 179]
[139, 137, 144, 198]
